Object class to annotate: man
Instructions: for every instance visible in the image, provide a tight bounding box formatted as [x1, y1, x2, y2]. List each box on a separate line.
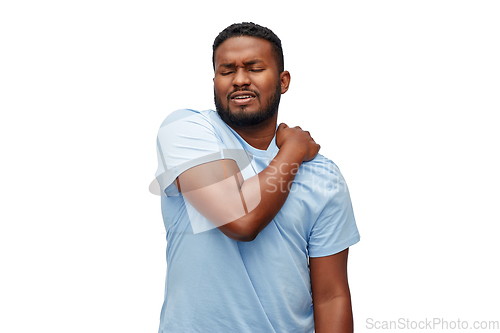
[155, 22, 360, 332]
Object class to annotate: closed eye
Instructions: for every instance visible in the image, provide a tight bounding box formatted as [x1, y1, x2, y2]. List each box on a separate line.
[249, 69, 264, 72]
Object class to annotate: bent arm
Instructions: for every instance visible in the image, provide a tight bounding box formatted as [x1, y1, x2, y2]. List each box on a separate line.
[310, 248, 353, 333]
[177, 142, 306, 241]
[175, 123, 320, 241]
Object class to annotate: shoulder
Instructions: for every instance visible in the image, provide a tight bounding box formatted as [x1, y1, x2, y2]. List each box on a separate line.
[298, 154, 344, 183]
[158, 109, 216, 129]
[156, 109, 226, 143]
[293, 154, 349, 206]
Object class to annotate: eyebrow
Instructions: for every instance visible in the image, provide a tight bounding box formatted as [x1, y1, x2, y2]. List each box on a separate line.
[219, 59, 263, 68]
[243, 59, 263, 66]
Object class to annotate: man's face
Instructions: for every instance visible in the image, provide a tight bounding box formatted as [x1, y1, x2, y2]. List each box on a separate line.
[213, 36, 289, 128]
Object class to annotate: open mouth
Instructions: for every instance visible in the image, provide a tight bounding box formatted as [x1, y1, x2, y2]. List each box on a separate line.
[230, 91, 257, 105]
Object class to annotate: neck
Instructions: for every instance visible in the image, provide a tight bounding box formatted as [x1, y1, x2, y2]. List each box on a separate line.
[229, 115, 277, 150]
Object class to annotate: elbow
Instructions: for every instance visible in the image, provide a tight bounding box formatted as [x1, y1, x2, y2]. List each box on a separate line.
[235, 232, 257, 242]
[218, 219, 259, 242]
[224, 234, 256, 242]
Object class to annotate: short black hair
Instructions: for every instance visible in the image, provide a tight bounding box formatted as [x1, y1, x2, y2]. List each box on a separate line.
[212, 22, 284, 73]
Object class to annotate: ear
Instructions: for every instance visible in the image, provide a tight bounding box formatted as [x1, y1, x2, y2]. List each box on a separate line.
[280, 71, 291, 94]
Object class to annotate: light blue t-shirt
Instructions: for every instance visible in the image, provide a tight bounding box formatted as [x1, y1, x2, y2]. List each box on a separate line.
[155, 109, 360, 333]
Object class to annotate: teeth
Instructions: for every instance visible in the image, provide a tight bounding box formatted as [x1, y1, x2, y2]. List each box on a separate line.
[234, 95, 251, 99]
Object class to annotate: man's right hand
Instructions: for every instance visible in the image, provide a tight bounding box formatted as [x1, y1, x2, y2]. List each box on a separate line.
[276, 123, 321, 162]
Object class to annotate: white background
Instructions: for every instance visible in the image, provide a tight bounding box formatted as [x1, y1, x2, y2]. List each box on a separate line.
[1, 1, 499, 332]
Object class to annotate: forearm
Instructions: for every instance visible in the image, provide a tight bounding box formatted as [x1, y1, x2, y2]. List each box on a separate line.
[219, 144, 305, 241]
[313, 295, 353, 333]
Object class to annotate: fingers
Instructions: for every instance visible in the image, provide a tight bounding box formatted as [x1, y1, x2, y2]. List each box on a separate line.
[278, 123, 288, 129]
[278, 123, 307, 132]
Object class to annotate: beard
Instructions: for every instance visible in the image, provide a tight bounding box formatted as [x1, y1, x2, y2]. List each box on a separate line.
[214, 83, 281, 128]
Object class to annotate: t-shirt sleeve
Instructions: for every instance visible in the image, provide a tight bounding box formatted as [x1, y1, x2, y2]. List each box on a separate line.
[308, 164, 360, 257]
[155, 109, 226, 196]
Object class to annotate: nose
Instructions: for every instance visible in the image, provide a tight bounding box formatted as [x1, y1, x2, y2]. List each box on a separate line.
[232, 68, 251, 87]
